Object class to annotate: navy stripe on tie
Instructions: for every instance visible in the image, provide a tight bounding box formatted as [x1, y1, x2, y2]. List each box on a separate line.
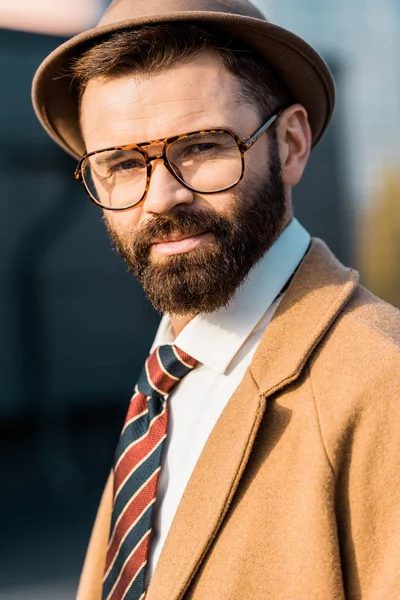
[158, 345, 192, 379]
[124, 561, 147, 600]
[136, 366, 154, 397]
[124, 562, 147, 600]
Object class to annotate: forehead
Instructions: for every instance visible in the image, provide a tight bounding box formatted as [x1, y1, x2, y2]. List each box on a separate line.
[80, 51, 253, 151]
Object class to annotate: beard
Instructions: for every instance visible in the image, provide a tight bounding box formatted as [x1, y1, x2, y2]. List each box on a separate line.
[104, 137, 286, 315]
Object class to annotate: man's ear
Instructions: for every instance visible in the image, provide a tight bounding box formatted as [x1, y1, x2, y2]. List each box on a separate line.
[277, 104, 312, 187]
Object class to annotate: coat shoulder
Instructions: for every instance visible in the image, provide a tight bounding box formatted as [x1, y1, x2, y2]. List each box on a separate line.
[342, 284, 400, 348]
[307, 283, 400, 471]
[310, 282, 400, 384]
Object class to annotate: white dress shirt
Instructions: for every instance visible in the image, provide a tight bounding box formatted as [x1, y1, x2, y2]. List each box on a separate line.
[146, 218, 310, 581]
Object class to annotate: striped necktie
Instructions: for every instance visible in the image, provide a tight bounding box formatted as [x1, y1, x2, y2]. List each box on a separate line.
[102, 344, 198, 600]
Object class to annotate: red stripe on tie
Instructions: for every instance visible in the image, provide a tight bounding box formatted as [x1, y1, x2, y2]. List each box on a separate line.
[114, 408, 168, 497]
[174, 346, 198, 368]
[108, 530, 151, 600]
[105, 469, 160, 575]
[124, 392, 148, 426]
[147, 351, 178, 395]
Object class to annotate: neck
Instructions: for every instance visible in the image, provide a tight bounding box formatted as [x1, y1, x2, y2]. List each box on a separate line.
[170, 313, 196, 338]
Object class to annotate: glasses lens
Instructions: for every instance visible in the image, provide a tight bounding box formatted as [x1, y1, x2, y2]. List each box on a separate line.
[167, 131, 243, 192]
[82, 149, 147, 209]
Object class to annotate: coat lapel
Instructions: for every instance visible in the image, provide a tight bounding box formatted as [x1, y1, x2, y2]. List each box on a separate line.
[77, 474, 113, 600]
[146, 369, 265, 600]
[251, 238, 359, 394]
[77, 239, 359, 600]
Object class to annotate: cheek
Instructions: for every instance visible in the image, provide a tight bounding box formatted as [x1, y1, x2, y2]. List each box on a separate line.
[244, 137, 270, 176]
[196, 192, 238, 218]
[103, 207, 144, 237]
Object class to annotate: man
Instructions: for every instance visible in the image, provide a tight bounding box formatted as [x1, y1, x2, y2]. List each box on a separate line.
[32, 1, 400, 599]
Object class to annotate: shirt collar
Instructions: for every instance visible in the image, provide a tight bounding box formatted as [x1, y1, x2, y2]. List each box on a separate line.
[151, 218, 310, 374]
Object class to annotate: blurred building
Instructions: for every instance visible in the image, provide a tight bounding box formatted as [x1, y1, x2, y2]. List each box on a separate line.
[258, 0, 400, 306]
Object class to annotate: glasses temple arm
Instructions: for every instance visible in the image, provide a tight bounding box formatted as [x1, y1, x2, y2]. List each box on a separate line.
[242, 113, 280, 150]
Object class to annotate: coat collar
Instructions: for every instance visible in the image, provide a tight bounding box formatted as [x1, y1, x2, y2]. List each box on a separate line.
[251, 238, 359, 396]
[77, 238, 359, 600]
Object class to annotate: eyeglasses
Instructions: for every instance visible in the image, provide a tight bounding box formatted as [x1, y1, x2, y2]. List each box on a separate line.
[74, 111, 281, 211]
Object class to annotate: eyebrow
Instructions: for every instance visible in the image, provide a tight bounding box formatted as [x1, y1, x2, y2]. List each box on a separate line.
[91, 149, 131, 167]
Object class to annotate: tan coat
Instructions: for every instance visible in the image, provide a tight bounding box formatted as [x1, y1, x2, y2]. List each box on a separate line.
[77, 239, 400, 600]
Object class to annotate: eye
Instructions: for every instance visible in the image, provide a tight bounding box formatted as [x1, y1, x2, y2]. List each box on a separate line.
[190, 142, 219, 154]
[110, 159, 142, 174]
[197, 142, 219, 152]
[181, 142, 223, 162]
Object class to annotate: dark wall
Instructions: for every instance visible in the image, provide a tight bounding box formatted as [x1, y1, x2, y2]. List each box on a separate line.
[0, 28, 160, 420]
[0, 28, 161, 595]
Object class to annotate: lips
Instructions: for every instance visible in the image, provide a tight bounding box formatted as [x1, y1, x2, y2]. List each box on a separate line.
[152, 230, 207, 244]
[151, 231, 212, 256]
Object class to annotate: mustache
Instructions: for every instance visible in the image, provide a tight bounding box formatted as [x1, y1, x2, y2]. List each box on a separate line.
[132, 209, 231, 251]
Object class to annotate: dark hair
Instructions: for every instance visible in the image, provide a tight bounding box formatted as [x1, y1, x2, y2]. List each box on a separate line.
[71, 23, 292, 120]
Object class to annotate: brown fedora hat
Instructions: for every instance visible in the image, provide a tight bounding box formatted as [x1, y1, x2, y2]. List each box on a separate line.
[32, 0, 335, 159]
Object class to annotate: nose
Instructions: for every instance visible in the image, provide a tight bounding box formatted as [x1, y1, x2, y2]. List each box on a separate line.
[142, 157, 194, 215]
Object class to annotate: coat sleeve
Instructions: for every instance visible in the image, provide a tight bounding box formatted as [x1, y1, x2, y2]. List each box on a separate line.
[77, 473, 113, 600]
[312, 338, 400, 599]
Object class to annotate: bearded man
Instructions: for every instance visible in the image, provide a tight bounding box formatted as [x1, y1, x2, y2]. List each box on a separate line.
[32, 1, 400, 599]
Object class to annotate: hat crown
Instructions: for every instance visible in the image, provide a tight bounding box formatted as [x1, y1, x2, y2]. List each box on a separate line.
[99, 0, 266, 28]
[32, 0, 335, 158]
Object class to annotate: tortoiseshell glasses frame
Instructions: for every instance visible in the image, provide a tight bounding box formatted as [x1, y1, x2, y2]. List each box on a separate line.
[74, 110, 283, 211]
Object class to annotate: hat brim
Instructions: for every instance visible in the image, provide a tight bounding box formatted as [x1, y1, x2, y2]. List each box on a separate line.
[32, 11, 335, 159]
